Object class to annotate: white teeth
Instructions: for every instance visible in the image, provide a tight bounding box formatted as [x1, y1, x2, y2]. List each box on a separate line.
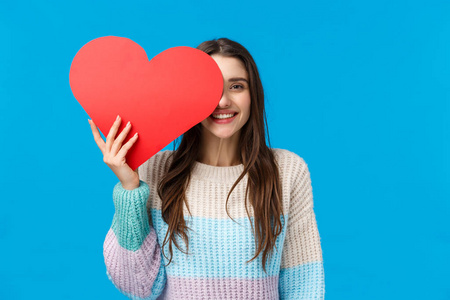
[212, 113, 236, 119]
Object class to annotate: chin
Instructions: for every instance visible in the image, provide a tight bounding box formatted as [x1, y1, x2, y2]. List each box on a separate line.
[202, 126, 237, 139]
[210, 131, 236, 139]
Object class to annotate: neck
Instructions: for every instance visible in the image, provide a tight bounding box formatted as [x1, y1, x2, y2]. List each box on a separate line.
[197, 127, 241, 166]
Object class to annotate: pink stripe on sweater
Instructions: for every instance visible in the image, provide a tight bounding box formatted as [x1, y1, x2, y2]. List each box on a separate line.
[104, 228, 162, 299]
[158, 275, 279, 300]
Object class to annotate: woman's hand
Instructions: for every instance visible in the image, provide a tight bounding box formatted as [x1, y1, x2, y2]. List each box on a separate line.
[88, 115, 140, 190]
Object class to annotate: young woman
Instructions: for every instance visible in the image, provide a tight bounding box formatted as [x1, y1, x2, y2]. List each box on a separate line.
[88, 38, 325, 299]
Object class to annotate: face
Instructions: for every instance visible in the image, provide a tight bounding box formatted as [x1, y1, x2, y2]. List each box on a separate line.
[200, 54, 251, 140]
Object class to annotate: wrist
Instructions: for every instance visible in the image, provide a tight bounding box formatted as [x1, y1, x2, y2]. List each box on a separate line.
[121, 180, 140, 190]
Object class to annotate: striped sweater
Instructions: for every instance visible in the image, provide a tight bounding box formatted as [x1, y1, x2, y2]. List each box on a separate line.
[103, 148, 325, 299]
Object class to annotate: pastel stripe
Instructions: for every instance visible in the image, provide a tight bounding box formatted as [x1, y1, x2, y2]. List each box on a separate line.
[161, 275, 279, 299]
[150, 208, 288, 278]
[279, 261, 325, 299]
[106, 272, 157, 300]
[104, 228, 166, 299]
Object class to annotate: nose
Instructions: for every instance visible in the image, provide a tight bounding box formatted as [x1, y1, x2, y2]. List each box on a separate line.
[217, 90, 231, 108]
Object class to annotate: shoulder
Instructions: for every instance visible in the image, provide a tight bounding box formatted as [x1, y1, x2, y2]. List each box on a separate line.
[270, 148, 311, 190]
[270, 148, 308, 173]
[271, 149, 316, 219]
[137, 149, 174, 186]
[149, 149, 174, 166]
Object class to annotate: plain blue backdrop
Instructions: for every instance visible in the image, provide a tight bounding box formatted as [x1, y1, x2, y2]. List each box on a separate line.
[1, 0, 449, 299]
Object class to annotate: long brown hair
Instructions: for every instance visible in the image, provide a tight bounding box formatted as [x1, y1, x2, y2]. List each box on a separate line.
[156, 38, 284, 273]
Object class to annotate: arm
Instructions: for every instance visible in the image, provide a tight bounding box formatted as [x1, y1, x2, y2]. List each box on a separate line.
[103, 179, 166, 300]
[279, 157, 325, 299]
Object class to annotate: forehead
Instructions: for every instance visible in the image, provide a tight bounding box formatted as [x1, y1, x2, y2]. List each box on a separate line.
[210, 54, 248, 80]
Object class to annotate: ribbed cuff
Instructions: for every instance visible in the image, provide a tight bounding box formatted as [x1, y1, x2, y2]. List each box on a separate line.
[111, 180, 151, 251]
[113, 180, 150, 207]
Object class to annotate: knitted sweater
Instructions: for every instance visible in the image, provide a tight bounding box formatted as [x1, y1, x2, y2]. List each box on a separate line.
[103, 148, 325, 299]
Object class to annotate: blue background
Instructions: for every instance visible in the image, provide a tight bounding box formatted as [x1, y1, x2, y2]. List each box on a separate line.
[1, 0, 449, 299]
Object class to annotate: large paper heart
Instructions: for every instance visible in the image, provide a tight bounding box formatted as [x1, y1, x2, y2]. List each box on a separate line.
[69, 36, 223, 171]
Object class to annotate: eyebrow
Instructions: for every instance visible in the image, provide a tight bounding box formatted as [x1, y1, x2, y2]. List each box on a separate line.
[227, 77, 249, 83]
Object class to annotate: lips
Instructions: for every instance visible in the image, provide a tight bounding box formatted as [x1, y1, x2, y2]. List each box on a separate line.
[211, 109, 237, 115]
[209, 112, 239, 124]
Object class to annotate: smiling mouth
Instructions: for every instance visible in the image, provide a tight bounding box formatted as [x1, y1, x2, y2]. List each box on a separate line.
[210, 112, 238, 119]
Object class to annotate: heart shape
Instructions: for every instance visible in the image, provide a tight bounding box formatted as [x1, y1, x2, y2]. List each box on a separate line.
[69, 36, 223, 170]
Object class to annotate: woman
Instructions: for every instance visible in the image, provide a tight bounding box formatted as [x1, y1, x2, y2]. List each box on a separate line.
[89, 38, 325, 299]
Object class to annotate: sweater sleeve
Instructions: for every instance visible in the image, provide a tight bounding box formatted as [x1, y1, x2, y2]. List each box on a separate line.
[279, 157, 325, 299]
[103, 179, 167, 300]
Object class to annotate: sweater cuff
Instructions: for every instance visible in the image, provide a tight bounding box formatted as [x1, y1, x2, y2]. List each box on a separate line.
[112, 180, 150, 209]
[111, 180, 151, 251]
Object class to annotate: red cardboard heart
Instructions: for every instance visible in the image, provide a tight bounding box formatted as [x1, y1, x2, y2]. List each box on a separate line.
[69, 36, 223, 171]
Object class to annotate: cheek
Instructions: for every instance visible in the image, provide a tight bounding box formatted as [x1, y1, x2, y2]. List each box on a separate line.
[238, 97, 251, 126]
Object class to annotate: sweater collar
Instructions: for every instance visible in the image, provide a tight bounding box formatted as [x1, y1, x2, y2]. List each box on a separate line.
[191, 160, 245, 183]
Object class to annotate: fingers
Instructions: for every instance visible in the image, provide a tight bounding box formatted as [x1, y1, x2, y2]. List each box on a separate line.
[116, 132, 139, 159]
[110, 120, 132, 156]
[88, 116, 139, 162]
[105, 115, 121, 153]
[88, 119, 106, 154]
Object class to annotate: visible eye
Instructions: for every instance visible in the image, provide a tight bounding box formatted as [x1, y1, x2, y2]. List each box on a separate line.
[231, 84, 244, 90]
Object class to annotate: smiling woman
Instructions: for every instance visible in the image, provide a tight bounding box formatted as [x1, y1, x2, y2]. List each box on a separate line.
[199, 54, 252, 165]
[100, 37, 325, 299]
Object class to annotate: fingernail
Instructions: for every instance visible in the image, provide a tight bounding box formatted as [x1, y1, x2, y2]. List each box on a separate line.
[127, 121, 131, 126]
[116, 115, 120, 121]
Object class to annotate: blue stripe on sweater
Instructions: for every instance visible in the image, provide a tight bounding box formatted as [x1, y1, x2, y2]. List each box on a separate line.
[151, 208, 289, 278]
[279, 261, 325, 299]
